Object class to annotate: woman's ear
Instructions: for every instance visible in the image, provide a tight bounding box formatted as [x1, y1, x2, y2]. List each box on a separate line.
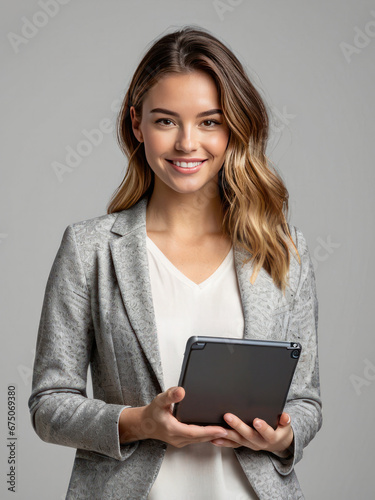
[130, 106, 144, 143]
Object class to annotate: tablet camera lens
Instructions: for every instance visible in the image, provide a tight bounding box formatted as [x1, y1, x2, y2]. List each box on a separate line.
[291, 349, 300, 359]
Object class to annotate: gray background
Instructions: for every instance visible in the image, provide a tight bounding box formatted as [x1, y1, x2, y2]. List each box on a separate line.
[1, 0, 374, 498]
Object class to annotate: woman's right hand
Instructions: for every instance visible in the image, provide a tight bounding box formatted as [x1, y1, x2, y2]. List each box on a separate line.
[119, 386, 228, 448]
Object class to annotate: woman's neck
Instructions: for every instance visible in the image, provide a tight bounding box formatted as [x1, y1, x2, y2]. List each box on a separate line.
[146, 187, 224, 242]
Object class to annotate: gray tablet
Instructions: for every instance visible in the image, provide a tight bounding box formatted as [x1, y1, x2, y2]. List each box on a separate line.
[173, 336, 301, 430]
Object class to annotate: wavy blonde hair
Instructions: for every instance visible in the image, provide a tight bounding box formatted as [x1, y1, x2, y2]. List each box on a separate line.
[107, 25, 300, 293]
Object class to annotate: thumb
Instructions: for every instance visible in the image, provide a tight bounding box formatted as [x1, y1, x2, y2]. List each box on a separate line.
[159, 386, 185, 407]
[279, 412, 291, 427]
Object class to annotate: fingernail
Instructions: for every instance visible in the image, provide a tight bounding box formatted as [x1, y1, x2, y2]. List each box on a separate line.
[225, 415, 233, 423]
[254, 419, 262, 429]
[286, 414, 291, 424]
[214, 439, 224, 445]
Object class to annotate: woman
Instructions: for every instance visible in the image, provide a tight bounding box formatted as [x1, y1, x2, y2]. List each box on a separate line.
[28, 26, 322, 499]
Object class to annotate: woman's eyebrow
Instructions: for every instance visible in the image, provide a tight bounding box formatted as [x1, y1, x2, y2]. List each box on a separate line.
[149, 108, 223, 118]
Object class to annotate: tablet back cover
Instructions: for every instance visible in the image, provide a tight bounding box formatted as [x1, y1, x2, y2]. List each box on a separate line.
[173, 337, 301, 430]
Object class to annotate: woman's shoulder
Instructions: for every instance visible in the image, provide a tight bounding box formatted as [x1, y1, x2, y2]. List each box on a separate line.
[287, 223, 314, 271]
[287, 223, 310, 256]
[67, 212, 118, 247]
[286, 223, 317, 297]
[68, 198, 146, 247]
[60, 209, 131, 259]
[55, 212, 125, 278]
[71, 211, 117, 232]
[62, 200, 145, 257]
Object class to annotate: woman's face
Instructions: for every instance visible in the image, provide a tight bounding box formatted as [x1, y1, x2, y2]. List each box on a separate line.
[130, 70, 230, 198]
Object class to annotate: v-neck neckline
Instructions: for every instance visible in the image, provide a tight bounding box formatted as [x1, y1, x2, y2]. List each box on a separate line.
[146, 235, 233, 290]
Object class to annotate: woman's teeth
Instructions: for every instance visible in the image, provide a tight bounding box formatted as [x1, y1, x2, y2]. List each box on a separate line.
[170, 160, 204, 168]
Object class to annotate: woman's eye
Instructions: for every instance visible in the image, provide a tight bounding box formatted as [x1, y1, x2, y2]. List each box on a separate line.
[155, 118, 174, 126]
[155, 118, 221, 127]
[202, 120, 220, 127]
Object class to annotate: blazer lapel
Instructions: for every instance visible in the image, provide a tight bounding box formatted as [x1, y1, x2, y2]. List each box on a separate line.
[234, 244, 292, 340]
[109, 197, 165, 392]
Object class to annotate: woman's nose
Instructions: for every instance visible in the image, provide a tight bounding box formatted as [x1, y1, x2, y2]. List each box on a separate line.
[175, 126, 198, 152]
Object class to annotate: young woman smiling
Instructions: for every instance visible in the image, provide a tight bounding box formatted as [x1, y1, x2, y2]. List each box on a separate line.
[29, 26, 322, 499]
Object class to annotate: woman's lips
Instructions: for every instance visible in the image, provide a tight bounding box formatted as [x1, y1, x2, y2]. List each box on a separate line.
[167, 159, 207, 167]
[166, 159, 207, 174]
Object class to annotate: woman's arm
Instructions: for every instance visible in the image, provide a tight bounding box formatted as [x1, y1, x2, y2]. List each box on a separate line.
[28, 225, 137, 461]
[270, 225, 322, 474]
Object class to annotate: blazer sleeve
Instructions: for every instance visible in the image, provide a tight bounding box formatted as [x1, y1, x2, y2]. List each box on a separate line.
[28, 224, 139, 461]
[268, 225, 323, 475]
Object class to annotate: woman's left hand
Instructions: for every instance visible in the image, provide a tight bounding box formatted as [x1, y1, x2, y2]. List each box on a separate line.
[211, 412, 293, 455]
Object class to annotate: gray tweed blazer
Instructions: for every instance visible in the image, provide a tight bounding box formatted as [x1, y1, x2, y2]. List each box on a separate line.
[28, 195, 322, 500]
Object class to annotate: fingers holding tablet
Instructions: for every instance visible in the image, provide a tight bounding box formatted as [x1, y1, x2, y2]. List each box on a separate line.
[278, 412, 291, 427]
[210, 412, 294, 454]
[142, 386, 229, 448]
[154, 386, 186, 410]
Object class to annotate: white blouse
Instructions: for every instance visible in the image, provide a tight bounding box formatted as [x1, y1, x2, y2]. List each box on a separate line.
[146, 235, 258, 499]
